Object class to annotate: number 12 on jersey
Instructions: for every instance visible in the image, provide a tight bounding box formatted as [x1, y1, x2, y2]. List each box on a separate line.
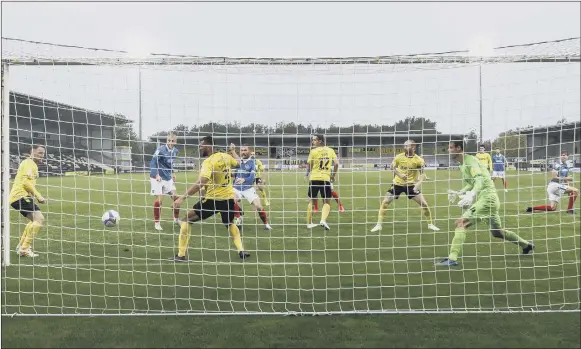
[319, 158, 331, 170]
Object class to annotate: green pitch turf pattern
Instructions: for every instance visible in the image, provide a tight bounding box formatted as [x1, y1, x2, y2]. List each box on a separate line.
[2, 170, 580, 315]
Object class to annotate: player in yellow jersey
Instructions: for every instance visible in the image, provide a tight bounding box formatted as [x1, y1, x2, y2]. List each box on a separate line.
[371, 140, 440, 232]
[9, 145, 47, 257]
[251, 153, 270, 207]
[475, 145, 492, 174]
[170, 136, 250, 261]
[305, 134, 338, 230]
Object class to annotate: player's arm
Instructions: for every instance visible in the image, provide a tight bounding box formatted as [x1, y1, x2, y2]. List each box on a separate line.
[414, 159, 426, 188]
[21, 164, 45, 202]
[229, 143, 241, 167]
[487, 154, 493, 171]
[391, 157, 406, 179]
[330, 151, 339, 182]
[305, 152, 313, 178]
[149, 146, 162, 179]
[175, 167, 211, 204]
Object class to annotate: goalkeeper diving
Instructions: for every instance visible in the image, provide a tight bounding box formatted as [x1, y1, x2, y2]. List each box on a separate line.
[435, 140, 534, 267]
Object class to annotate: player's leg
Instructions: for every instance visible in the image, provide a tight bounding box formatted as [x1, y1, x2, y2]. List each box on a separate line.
[307, 182, 320, 228]
[434, 216, 472, 266]
[170, 203, 204, 261]
[318, 182, 333, 230]
[501, 172, 508, 191]
[232, 188, 244, 224]
[527, 183, 559, 212]
[248, 189, 271, 230]
[565, 186, 579, 214]
[370, 187, 397, 232]
[220, 199, 249, 259]
[12, 198, 43, 257]
[330, 189, 345, 212]
[410, 192, 439, 231]
[151, 178, 164, 230]
[489, 213, 534, 254]
[256, 179, 270, 206]
[166, 180, 181, 224]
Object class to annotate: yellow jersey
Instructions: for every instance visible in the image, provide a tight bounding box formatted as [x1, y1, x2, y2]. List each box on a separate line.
[475, 152, 492, 171]
[392, 153, 424, 186]
[9, 158, 41, 203]
[308, 146, 337, 182]
[200, 152, 238, 200]
[255, 159, 264, 179]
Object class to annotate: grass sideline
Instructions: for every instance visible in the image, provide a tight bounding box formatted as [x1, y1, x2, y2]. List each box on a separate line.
[1, 169, 580, 346]
[1, 313, 580, 348]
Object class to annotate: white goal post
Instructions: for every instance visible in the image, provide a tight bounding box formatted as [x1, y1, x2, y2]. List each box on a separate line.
[1, 37, 580, 316]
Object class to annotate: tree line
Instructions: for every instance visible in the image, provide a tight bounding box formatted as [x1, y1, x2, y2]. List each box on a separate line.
[114, 116, 532, 163]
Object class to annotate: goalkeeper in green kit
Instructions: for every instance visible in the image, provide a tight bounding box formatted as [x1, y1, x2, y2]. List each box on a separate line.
[435, 140, 534, 267]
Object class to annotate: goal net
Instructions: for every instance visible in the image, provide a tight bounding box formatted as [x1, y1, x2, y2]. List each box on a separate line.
[1, 37, 580, 315]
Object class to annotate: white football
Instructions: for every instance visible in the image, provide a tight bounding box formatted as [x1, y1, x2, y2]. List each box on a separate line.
[102, 210, 120, 227]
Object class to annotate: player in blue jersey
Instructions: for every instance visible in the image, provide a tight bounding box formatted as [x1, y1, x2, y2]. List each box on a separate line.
[491, 148, 508, 192]
[526, 151, 578, 214]
[233, 145, 272, 230]
[150, 133, 181, 230]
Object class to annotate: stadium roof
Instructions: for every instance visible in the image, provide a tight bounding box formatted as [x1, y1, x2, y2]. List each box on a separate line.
[518, 121, 580, 135]
[10, 91, 132, 125]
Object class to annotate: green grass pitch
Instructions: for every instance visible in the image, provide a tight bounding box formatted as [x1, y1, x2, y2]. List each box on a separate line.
[2, 169, 580, 347]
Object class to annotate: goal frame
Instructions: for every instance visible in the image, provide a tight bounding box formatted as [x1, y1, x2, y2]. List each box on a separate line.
[1, 37, 580, 315]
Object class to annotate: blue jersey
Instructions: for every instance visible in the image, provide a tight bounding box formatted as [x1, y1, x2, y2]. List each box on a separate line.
[234, 158, 256, 191]
[492, 154, 506, 171]
[149, 145, 178, 181]
[552, 160, 574, 184]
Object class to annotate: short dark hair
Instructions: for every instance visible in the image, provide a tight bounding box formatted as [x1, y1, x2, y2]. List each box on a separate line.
[451, 140, 464, 150]
[561, 150, 569, 156]
[31, 144, 45, 151]
[241, 144, 252, 149]
[479, 144, 485, 148]
[200, 135, 213, 145]
[314, 134, 325, 143]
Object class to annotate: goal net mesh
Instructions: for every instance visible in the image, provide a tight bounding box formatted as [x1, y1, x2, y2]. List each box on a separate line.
[1, 37, 580, 315]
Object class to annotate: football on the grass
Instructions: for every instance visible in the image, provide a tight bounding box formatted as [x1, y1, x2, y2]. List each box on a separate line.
[102, 210, 120, 227]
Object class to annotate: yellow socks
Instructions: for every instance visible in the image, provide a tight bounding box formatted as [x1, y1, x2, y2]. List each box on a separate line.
[321, 203, 331, 222]
[307, 202, 313, 224]
[377, 202, 389, 224]
[259, 189, 269, 205]
[178, 222, 191, 257]
[422, 206, 434, 225]
[229, 224, 244, 252]
[20, 221, 41, 250]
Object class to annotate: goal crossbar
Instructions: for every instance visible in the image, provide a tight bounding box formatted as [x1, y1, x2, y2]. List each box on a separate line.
[2, 54, 580, 66]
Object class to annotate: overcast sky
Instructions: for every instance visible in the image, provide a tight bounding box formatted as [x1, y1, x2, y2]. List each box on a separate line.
[2, 2, 580, 140]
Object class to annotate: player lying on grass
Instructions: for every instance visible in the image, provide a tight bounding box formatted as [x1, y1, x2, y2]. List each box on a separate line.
[233, 145, 272, 230]
[9, 144, 47, 258]
[371, 140, 439, 232]
[435, 140, 534, 267]
[150, 133, 180, 231]
[305, 134, 339, 230]
[170, 136, 250, 261]
[251, 153, 270, 207]
[526, 151, 578, 214]
[491, 148, 508, 192]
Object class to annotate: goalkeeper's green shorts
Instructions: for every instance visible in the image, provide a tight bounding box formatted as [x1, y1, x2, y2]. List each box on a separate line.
[461, 193, 502, 229]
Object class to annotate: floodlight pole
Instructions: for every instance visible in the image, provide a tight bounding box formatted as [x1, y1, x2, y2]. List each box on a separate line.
[479, 64, 483, 144]
[138, 66, 143, 141]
